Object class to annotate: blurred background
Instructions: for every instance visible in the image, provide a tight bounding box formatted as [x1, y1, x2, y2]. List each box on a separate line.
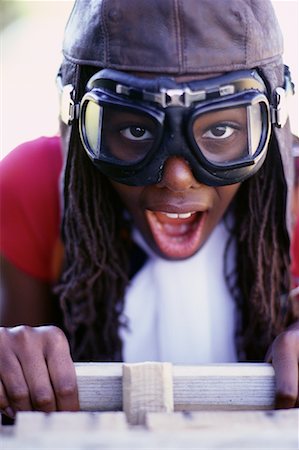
[0, 0, 298, 159]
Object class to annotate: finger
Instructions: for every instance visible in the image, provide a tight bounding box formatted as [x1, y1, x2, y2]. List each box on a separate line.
[0, 352, 32, 412]
[0, 378, 10, 411]
[18, 348, 57, 413]
[0, 379, 15, 419]
[271, 332, 299, 409]
[44, 328, 79, 411]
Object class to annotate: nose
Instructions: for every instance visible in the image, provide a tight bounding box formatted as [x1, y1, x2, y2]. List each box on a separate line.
[158, 157, 201, 191]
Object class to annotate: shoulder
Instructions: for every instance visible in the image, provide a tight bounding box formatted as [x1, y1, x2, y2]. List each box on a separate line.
[0, 136, 64, 281]
[1, 136, 63, 187]
[0, 136, 63, 217]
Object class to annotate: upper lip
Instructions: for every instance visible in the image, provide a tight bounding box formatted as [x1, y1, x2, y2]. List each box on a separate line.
[141, 189, 212, 214]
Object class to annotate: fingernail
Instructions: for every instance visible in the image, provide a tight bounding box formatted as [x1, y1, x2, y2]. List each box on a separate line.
[4, 407, 15, 419]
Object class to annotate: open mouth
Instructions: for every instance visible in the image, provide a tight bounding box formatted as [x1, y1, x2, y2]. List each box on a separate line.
[145, 209, 207, 259]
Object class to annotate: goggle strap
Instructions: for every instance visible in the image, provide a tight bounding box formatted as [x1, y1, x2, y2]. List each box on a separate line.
[58, 64, 294, 128]
[271, 66, 294, 128]
[103, 79, 261, 108]
[57, 75, 79, 125]
[117, 85, 207, 107]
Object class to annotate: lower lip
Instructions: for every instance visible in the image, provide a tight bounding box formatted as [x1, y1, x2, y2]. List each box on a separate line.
[145, 210, 207, 259]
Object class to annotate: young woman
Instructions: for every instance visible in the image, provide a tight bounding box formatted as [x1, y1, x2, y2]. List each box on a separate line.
[1, 0, 298, 417]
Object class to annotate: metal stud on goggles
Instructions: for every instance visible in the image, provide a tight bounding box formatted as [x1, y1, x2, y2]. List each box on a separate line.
[60, 67, 292, 186]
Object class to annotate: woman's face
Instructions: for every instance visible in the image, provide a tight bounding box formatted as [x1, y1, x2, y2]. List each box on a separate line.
[109, 73, 241, 260]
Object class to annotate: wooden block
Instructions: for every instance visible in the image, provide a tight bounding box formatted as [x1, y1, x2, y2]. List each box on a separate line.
[74, 362, 276, 412]
[122, 362, 174, 425]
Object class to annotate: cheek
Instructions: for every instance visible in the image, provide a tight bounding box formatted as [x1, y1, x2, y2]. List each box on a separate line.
[201, 184, 240, 244]
[109, 181, 144, 216]
[220, 184, 240, 204]
[214, 183, 240, 216]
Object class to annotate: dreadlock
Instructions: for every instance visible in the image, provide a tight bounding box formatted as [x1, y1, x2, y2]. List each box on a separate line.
[55, 125, 131, 361]
[56, 63, 295, 362]
[225, 134, 294, 361]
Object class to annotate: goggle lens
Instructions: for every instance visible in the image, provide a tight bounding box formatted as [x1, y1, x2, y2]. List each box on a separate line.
[84, 100, 102, 152]
[191, 102, 263, 165]
[82, 100, 161, 163]
[102, 105, 159, 163]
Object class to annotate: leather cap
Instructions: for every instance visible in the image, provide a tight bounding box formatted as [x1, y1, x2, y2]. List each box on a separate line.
[63, 0, 283, 74]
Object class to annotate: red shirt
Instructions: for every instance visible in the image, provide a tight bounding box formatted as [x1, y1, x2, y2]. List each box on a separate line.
[291, 215, 299, 285]
[0, 136, 63, 282]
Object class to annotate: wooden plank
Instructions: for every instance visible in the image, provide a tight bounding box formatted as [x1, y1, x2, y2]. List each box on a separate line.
[75, 362, 276, 411]
[146, 410, 298, 431]
[1, 410, 298, 449]
[122, 362, 173, 425]
[14, 411, 128, 435]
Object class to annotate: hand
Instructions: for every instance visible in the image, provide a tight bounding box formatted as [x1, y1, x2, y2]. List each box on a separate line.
[0, 325, 79, 418]
[266, 321, 299, 408]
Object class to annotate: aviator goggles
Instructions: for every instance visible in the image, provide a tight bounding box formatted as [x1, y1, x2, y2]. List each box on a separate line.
[59, 67, 292, 186]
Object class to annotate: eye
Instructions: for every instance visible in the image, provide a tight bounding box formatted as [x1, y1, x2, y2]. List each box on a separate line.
[202, 124, 235, 140]
[120, 126, 153, 141]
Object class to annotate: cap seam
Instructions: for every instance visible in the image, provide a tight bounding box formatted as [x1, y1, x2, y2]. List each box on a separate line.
[245, 1, 249, 66]
[102, 0, 109, 66]
[73, 63, 81, 101]
[173, 0, 184, 73]
[62, 51, 282, 72]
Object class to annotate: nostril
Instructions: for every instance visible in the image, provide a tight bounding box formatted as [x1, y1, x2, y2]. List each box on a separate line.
[158, 157, 199, 191]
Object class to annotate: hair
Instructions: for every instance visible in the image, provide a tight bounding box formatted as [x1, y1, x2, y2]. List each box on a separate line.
[55, 67, 295, 363]
[56, 128, 130, 361]
[225, 135, 294, 361]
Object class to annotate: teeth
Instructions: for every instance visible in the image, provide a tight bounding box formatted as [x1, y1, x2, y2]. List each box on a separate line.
[163, 212, 194, 219]
[165, 213, 180, 219]
[178, 212, 193, 219]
